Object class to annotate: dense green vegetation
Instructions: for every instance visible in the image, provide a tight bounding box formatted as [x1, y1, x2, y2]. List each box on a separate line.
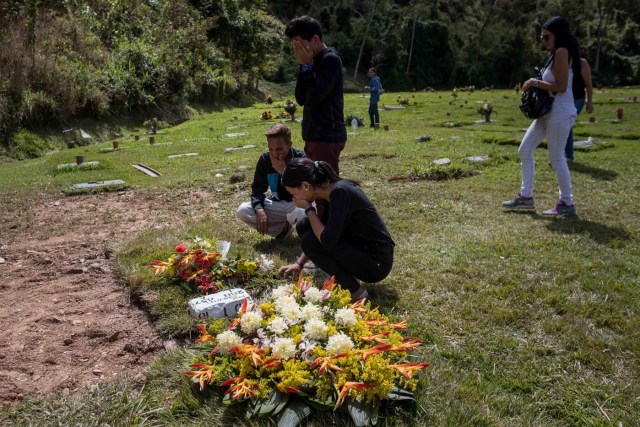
[1, 88, 639, 425]
[1, 0, 639, 150]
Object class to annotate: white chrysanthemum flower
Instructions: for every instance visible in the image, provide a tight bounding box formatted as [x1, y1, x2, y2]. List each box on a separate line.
[301, 303, 322, 322]
[216, 330, 243, 354]
[304, 318, 329, 340]
[267, 316, 288, 335]
[275, 296, 302, 323]
[325, 332, 354, 354]
[257, 254, 275, 272]
[271, 337, 297, 359]
[272, 285, 293, 300]
[240, 311, 263, 334]
[303, 287, 324, 304]
[334, 308, 357, 327]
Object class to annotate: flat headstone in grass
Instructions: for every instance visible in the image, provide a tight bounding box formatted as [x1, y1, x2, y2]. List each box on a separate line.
[182, 137, 211, 142]
[223, 132, 249, 138]
[466, 155, 490, 162]
[70, 180, 126, 190]
[131, 164, 161, 177]
[574, 138, 607, 148]
[238, 165, 249, 171]
[149, 142, 173, 146]
[224, 144, 255, 152]
[474, 119, 497, 123]
[215, 173, 224, 178]
[383, 105, 405, 110]
[168, 153, 199, 159]
[432, 158, 451, 166]
[57, 161, 101, 170]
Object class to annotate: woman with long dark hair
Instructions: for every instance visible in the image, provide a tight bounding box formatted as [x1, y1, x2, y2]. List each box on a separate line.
[503, 16, 579, 215]
[278, 158, 395, 301]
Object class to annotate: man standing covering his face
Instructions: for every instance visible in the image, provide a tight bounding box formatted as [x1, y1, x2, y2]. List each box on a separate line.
[285, 16, 347, 175]
[237, 124, 306, 239]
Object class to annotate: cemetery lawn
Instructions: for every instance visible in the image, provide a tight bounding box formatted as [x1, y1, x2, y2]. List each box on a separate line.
[1, 88, 639, 426]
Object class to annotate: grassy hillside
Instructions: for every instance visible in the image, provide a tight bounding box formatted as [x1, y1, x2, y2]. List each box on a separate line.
[1, 87, 639, 426]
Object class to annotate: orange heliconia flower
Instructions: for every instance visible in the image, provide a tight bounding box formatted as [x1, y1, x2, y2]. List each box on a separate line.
[390, 318, 410, 330]
[228, 345, 265, 367]
[184, 363, 215, 391]
[388, 338, 422, 352]
[389, 362, 430, 379]
[360, 331, 390, 344]
[261, 357, 282, 370]
[335, 382, 374, 409]
[148, 259, 172, 274]
[354, 344, 391, 361]
[222, 376, 258, 401]
[310, 353, 347, 374]
[296, 271, 313, 293]
[194, 324, 215, 343]
[350, 299, 369, 314]
[365, 318, 388, 327]
[321, 276, 337, 292]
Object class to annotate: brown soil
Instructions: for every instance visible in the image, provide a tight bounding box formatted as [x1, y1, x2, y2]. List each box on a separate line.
[0, 189, 217, 403]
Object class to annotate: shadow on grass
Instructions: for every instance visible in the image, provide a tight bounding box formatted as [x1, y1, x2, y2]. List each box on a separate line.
[569, 161, 618, 181]
[545, 217, 632, 245]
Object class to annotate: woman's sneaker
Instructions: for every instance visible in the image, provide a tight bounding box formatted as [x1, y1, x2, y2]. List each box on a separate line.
[502, 193, 535, 210]
[543, 201, 576, 216]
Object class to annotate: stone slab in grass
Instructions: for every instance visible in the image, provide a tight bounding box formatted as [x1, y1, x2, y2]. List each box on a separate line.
[57, 161, 101, 170]
[224, 144, 255, 152]
[432, 158, 451, 166]
[131, 164, 161, 177]
[383, 105, 405, 110]
[474, 119, 497, 123]
[466, 155, 490, 162]
[223, 132, 249, 137]
[149, 142, 173, 146]
[574, 138, 606, 148]
[168, 153, 199, 159]
[71, 180, 126, 190]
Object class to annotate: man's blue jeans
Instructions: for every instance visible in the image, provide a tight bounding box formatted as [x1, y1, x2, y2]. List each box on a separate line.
[565, 97, 585, 161]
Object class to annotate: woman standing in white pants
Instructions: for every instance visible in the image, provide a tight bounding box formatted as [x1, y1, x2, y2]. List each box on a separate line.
[503, 16, 580, 216]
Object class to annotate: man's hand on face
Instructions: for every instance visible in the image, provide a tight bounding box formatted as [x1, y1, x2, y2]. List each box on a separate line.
[291, 39, 313, 65]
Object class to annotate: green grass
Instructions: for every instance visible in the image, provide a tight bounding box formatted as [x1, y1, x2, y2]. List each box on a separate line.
[1, 87, 639, 426]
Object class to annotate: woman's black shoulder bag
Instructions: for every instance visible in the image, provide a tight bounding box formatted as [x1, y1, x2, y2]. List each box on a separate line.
[519, 56, 555, 119]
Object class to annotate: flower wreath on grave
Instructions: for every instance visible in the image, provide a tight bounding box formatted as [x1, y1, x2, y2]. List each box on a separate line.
[477, 101, 493, 115]
[184, 274, 429, 427]
[149, 237, 259, 295]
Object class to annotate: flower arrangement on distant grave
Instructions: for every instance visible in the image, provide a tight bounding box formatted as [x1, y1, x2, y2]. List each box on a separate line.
[261, 111, 274, 120]
[185, 274, 429, 427]
[396, 96, 409, 105]
[477, 101, 494, 122]
[266, 95, 273, 105]
[284, 100, 297, 120]
[149, 237, 259, 295]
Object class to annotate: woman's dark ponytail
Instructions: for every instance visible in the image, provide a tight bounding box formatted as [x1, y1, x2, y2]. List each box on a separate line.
[282, 158, 359, 188]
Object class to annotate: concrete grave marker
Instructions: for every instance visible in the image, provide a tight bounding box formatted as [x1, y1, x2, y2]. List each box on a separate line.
[58, 161, 101, 170]
[168, 153, 199, 159]
[71, 180, 126, 190]
[131, 164, 161, 177]
[432, 158, 451, 166]
[466, 155, 490, 162]
[383, 105, 405, 110]
[223, 132, 249, 138]
[224, 144, 255, 152]
[188, 288, 254, 319]
[574, 137, 606, 148]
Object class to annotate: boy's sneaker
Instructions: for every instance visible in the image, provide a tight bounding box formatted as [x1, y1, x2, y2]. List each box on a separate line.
[502, 193, 535, 210]
[543, 201, 576, 216]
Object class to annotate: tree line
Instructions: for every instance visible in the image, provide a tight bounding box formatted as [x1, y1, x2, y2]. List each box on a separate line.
[1, 0, 638, 142]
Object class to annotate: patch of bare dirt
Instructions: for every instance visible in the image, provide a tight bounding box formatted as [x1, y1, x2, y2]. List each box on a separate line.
[0, 189, 219, 403]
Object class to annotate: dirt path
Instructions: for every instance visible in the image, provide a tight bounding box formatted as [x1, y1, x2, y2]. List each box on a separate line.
[0, 189, 216, 402]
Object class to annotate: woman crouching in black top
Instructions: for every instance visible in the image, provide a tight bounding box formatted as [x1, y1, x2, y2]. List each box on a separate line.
[278, 158, 395, 301]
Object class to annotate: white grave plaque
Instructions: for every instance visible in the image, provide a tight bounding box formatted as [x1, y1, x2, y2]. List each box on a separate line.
[188, 288, 253, 319]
